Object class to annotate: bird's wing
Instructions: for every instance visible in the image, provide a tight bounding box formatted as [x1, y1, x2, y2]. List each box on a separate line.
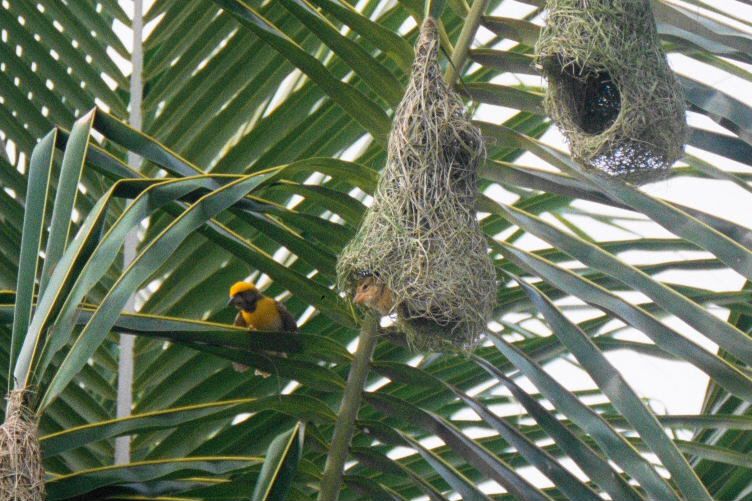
[234, 312, 247, 327]
[276, 302, 298, 332]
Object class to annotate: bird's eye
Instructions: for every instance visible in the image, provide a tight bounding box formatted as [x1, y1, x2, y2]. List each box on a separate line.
[362, 284, 369, 290]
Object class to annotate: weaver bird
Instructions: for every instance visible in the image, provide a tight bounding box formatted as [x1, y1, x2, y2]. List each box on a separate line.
[353, 273, 395, 316]
[228, 281, 298, 377]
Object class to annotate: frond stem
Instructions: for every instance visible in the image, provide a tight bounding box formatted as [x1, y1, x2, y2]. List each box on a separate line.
[318, 314, 379, 501]
[445, 0, 490, 87]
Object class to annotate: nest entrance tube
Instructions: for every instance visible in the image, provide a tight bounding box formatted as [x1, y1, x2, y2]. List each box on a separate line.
[0, 390, 45, 501]
[337, 18, 496, 351]
[536, 0, 687, 184]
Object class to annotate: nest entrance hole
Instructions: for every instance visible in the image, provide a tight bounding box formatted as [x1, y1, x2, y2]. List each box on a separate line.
[548, 56, 621, 135]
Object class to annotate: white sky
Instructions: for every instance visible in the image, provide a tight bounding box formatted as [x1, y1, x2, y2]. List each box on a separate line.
[80, 0, 752, 495]
[118, 0, 750, 442]
[0, 0, 747, 493]
[476, 0, 752, 422]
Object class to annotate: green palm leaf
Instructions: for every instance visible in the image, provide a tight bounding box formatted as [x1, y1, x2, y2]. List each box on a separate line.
[1, 0, 752, 499]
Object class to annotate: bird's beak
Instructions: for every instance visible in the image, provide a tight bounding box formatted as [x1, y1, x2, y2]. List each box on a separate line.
[353, 291, 366, 304]
[228, 296, 239, 308]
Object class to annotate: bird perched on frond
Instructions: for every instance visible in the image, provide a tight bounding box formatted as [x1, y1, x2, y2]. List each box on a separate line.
[353, 272, 395, 316]
[228, 281, 298, 377]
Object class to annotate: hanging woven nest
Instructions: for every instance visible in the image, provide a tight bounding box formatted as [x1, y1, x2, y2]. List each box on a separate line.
[337, 18, 496, 351]
[536, 0, 687, 183]
[0, 390, 45, 501]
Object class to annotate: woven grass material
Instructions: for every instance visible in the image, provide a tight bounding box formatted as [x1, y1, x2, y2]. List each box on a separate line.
[536, 0, 687, 183]
[0, 390, 45, 501]
[337, 17, 496, 351]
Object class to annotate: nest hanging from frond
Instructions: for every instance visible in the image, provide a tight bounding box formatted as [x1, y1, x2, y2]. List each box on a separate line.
[337, 18, 496, 351]
[0, 390, 45, 501]
[536, 0, 687, 183]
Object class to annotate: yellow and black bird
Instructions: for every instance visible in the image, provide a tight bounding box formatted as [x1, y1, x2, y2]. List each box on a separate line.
[228, 281, 298, 377]
[353, 273, 395, 316]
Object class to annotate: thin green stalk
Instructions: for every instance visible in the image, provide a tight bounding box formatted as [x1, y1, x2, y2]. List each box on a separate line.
[318, 314, 379, 501]
[425, 0, 448, 19]
[445, 0, 490, 87]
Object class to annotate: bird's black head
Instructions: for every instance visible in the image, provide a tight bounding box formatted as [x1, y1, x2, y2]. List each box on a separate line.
[229, 289, 262, 312]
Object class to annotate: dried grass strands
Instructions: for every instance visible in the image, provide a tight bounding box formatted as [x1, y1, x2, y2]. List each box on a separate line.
[0, 390, 45, 501]
[337, 17, 496, 351]
[536, 0, 687, 183]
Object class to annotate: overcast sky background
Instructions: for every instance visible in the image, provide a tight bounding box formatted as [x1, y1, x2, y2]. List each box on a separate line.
[105, 0, 752, 494]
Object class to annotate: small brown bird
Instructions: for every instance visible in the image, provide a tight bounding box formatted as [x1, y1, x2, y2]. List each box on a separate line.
[228, 281, 298, 377]
[353, 274, 395, 316]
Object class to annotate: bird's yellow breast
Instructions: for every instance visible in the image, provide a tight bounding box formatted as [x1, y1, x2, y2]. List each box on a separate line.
[240, 297, 283, 331]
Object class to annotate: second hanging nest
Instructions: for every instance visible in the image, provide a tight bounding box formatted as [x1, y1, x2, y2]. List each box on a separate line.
[337, 18, 496, 351]
[536, 0, 687, 183]
[0, 390, 46, 501]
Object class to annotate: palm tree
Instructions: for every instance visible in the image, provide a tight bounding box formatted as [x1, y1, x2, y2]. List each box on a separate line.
[1, 0, 751, 499]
